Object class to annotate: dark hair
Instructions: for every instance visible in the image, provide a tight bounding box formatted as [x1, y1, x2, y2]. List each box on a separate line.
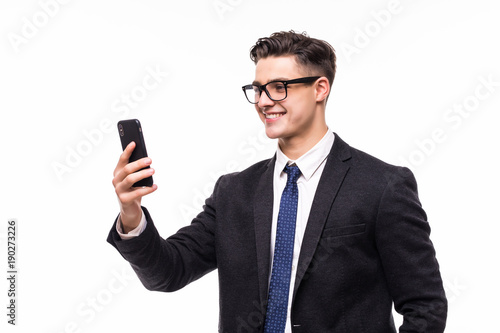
[249, 30, 336, 87]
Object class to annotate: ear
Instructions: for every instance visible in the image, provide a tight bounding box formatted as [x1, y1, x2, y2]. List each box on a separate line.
[315, 77, 330, 103]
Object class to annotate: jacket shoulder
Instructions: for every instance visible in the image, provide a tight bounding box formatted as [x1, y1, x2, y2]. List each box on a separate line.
[332, 134, 416, 192]
[334, 133, 403, 173]
[219, 156, 274, 183]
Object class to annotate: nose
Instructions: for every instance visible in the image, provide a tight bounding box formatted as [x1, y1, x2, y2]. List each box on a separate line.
[257, 90, 275, 109]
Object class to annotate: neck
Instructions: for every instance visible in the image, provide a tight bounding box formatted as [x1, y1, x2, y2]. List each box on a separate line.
[278, 124, 328, 160]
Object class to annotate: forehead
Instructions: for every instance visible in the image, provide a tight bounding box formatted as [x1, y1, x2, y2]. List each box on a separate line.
[254, 55, 308, 84]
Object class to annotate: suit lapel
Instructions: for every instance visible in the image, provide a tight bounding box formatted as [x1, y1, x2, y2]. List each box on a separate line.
[292, 134, 352, 299]
[253, 155, 276, 305]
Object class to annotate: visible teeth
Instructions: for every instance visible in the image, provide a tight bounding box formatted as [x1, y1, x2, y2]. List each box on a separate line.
[265, 113, 284, 119]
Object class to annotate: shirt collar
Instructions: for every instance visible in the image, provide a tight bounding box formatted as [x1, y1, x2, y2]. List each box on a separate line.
[275, 130, 335, 181]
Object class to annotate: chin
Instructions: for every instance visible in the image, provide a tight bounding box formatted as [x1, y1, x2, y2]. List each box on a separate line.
[264, 127, 285, 140]
[264, 130, 277, 139]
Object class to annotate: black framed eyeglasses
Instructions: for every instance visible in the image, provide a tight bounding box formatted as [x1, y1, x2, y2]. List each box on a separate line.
[242, 76, 321, 104]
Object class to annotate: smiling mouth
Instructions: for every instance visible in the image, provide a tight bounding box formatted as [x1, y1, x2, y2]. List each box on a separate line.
[263, 111, 286, 120]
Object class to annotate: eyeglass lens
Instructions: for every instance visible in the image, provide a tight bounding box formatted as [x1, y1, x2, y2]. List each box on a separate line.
[245, 82, 287, 104]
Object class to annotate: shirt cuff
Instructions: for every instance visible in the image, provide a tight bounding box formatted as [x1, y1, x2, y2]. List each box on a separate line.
[116, 210, 147, 240]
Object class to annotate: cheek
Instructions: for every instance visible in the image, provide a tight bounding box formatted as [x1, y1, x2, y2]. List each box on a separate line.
[287, 103, 313, 124]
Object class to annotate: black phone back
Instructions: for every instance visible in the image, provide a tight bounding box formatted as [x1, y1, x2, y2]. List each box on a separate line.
[117, 119, 153, 187]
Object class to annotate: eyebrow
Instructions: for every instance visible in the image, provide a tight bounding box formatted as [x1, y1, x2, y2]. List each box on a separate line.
[252, 77, 290, 86]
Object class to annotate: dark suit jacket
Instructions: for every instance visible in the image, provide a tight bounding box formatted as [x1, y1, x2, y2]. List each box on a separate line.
[107, 134, 447, 333]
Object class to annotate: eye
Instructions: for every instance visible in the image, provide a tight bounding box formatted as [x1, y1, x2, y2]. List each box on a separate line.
[271, 82, 286, 92]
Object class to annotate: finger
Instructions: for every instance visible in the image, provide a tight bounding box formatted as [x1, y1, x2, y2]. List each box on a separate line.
[114, 141, 136, 176]
[118, 183, 158, 205]
[115, 167, 155, 193]
[115, 168, 155, 205]
[124, 167, 155, 188]
[113, 157, 152, 186]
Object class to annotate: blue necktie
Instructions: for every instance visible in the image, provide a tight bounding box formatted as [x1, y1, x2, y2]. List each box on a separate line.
[264, 164, 301, 333]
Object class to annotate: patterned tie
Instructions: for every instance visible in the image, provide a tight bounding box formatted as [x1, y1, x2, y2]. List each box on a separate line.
[264, 164, 301, 333]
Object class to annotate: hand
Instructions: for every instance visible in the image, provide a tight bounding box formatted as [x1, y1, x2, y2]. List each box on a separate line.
[112, 141, 158, 233]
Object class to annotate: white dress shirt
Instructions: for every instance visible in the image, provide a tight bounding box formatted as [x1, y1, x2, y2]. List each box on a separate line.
[117, 130, 336, 333]
[270, 130, 335, 333]
[116, 212, 147, 239]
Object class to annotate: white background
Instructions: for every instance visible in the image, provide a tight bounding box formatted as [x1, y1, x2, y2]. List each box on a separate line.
[1, 0, 499, 332]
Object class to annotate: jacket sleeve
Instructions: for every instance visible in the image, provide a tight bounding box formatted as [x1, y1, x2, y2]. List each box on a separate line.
[106, 178, 220, 292]
[375, 167, 447, 333]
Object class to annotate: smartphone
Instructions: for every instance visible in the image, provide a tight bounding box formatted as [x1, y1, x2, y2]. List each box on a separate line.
[117, 119, 153, 187]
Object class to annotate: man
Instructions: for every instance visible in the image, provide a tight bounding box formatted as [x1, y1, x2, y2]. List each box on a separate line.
[108, 31, 447, 332]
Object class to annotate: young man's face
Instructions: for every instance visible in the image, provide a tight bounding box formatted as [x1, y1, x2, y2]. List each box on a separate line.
[253, 55, 326, 144]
